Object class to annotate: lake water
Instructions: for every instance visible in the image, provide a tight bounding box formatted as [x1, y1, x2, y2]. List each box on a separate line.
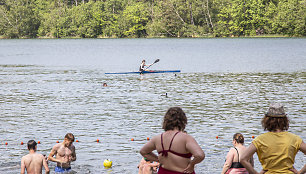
[0, 38, 305, 173]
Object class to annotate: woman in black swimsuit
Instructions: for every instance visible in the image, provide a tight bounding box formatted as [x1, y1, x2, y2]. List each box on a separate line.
[140, 107, 205, 174]
[221, 133, 254, 174]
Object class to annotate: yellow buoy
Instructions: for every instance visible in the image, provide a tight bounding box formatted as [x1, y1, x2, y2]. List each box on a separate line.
[103, 159, 112, 168]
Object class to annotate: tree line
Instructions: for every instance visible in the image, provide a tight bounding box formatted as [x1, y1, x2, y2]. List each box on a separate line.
[0, 0, 305, 38]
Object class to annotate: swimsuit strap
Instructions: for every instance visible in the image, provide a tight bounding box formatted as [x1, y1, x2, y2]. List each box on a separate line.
[234, 147, 239, 162]
[161, 133, 165, 152]
[168, 132, 180, 151]
[159, 131, 180, 157]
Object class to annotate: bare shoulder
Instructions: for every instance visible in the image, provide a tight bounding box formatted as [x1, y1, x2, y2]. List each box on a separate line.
[52, 143, 61, 150]
[184, 133, 196, 141]
[151, 134, 160, 141]
[21, 154, 29, 160]
[36, 153, 45, 158]
[229, 147, 236, 152]
[228, 147, 238, 155]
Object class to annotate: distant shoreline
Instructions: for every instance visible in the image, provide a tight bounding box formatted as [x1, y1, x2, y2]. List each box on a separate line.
[1, 34, 304, 39]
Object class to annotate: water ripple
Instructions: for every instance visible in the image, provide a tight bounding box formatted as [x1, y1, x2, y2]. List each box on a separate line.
[0, 66, 305, 173]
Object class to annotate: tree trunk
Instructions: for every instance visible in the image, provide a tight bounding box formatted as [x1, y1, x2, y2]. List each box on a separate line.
[189, 2, 194, 25]
[151, 0, 154, 20]
[171, 3, 185, 24]
[206, 0, 213, 29]
[202, 2, 210, 28]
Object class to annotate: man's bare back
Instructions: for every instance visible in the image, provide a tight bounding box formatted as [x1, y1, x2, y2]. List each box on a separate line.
[21, 140, 49, 174]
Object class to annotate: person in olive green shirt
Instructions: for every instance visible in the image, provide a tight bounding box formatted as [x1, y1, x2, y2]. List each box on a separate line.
[241, 103, 306, 174]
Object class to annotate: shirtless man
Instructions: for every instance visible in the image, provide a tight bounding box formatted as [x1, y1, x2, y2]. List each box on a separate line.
[21, 140, 50, 174]
[48, 133, 76, 173]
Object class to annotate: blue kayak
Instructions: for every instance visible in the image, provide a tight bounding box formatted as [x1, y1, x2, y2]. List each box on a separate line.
[105, 70, 180, 74]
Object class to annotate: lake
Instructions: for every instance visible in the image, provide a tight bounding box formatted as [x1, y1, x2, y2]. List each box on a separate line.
[0, 38, 305, 173]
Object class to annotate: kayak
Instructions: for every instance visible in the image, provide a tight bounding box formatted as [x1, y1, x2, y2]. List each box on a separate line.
[105, 70, 180, 74]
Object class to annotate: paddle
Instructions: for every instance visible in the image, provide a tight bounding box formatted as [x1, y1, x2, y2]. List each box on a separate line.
[146, 59, 160, 70]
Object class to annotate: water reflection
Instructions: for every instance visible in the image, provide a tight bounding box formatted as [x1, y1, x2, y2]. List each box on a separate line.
[0, 65, 305, 173]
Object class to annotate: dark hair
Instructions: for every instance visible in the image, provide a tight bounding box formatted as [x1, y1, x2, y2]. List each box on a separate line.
[162, 107, 187, 131]
[65, 133, 75, 142]
[27, 140, 37, 150]
[261, 115, 289, 132]
[233, 133, 244, 144]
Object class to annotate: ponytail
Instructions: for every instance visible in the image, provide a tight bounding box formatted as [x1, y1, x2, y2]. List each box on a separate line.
[233, 133, 244, 144]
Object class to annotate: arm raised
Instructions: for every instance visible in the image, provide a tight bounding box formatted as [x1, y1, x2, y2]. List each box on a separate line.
[297, 141, 306, 174]
[184, 135, 205, 173]
[48, 144, 61, 163]
[241, 143, 261, 174]
[140, 136, 159, 162]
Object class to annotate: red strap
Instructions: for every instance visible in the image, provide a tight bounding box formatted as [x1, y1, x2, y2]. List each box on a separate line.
[161, 133, 165, 152]
[169, 132, 180, 150]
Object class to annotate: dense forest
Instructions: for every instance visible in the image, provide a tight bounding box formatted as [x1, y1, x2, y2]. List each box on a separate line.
[0, 0, 305, 38]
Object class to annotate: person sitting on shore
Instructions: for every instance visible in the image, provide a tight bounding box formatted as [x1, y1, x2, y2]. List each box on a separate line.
[138, 157, 160, 174]
[221, 133, 254, 174]
[241, 103, 306, 174]
[21, 140, 50, 174]
[140, 107, 205, 174]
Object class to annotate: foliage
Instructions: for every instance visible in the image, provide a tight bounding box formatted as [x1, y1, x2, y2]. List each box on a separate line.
[0, 0, 40, 38]
[0, 0, 305, 38]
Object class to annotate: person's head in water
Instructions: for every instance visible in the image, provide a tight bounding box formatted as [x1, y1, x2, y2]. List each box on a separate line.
[27, 140, 37, 151]
[233, 133, 244, 145]
[162, 107, 187, 131]
[103, 83, 107, 87]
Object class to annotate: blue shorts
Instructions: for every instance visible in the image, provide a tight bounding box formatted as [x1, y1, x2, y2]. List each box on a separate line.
[55, 166, 71, 173]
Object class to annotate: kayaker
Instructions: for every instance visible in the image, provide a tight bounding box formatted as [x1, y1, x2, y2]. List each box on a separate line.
[139, 60, 152, 72]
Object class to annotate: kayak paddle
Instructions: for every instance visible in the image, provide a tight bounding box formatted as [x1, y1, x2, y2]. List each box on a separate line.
[146, 59, 160, 69]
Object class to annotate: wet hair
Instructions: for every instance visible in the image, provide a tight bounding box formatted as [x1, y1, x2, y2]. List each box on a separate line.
[65, 133, 75, 142]
[233, 133, 244, 144]
[27, 140, 37, 150]
[261, 114, 289, 132]
[162, 107, 187, 131]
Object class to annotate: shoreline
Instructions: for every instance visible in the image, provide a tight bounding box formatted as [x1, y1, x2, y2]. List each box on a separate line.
[0, 34, 305, 39]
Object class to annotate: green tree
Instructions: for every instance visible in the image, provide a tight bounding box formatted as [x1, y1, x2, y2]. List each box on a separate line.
[0, 0, 40, 38]
[119, 2, 149, 37]
[272, 0, 306, 36]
